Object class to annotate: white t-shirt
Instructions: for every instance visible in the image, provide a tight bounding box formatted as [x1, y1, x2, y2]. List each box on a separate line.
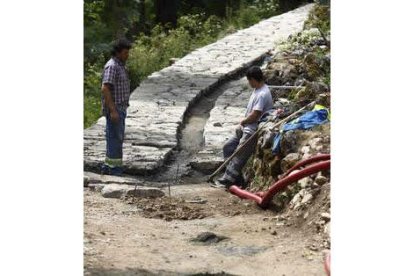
[244, 84, 273, 134]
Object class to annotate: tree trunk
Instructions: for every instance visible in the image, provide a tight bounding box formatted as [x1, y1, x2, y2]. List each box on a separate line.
[279, 0, 304, 12]
[155, 0, 178, 27]
[138, 0, 146, 33]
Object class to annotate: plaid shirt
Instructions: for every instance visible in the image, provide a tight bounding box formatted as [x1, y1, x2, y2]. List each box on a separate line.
[101, 57, 131, 112]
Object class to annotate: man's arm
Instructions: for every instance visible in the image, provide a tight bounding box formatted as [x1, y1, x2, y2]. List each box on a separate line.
[101, 65, 119, 123]
[101, 84, 119, 123]
[240, 110, 262, 126]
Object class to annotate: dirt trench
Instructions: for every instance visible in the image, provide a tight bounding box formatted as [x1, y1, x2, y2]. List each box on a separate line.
[84, 184, 327, 276]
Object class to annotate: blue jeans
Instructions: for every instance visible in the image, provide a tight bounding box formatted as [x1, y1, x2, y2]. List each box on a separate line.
[102, 107, 126, 175]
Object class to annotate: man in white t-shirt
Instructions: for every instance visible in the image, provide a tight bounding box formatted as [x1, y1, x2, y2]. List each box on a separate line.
[213, 66, 273, 189]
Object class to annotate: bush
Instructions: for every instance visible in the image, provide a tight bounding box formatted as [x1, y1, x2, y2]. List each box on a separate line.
[84, 61, 103, 128]
[278, 28, 323, 52]
[128, 25, 193, 89]
[233, 6, 261, 28]
[233, 0, 280, 28]
[254, 0, 280, 18]
[304, 4, 330, 34]
[202, 15, 224, 39]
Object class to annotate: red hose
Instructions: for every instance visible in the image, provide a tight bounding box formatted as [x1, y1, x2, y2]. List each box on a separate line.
[261, 160, 330, 207]
[229, 188, 263, 203]
[282, 154, 330, 178]
[324, 251, 331, 276]
[229, 155, 330, 208]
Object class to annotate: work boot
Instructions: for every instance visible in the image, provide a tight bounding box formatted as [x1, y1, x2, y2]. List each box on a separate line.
[211, 177, 233, 189]
[109, 166, 123, 176]
[100, 164, 111, 175]
[235, 175, 247, 189]
[101, 164, 123, 176]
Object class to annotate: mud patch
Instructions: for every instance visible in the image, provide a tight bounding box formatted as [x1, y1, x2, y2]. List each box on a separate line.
[191, 232, 229, 245]
[125, 196, 210, 221]
[124, 185, 276, 221]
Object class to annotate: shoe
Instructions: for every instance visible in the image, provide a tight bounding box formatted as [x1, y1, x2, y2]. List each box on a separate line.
[235, 175, 248, 189]
[110, 166, 123, 176]
[210, 177, 233, 189]
[100, 164, 111, 175]
[101, 164, 123, 176]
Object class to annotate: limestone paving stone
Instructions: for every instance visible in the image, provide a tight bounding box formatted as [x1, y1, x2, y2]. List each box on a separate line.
[101, 184, 164, 199]
[189, 78, 252, 172]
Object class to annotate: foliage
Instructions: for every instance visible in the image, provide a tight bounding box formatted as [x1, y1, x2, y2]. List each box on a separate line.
[128, 25, 193, 88]
[278, 28, 322, 52]
[229, 0, 279, 29]
[253, 0, 280, 18]
[304, 4, 330, 35]
[84, 60, 104, 126]
[304, 4, 331, 86]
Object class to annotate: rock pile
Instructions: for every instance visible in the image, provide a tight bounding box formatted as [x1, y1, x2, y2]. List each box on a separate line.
[243, 11, 331, 250]
[246, 18, 331, 196]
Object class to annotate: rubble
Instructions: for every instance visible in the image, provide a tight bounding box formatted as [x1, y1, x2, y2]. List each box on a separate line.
[320, 212, 331, 222]
[315, 175, 328, 185]
[280, 153, 301, 172]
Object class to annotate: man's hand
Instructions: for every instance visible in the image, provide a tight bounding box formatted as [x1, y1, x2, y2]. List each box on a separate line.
[102, 83, 119, 123]
[239, 118, 246, 127]
[110, 109, 120, 123]
[276, 108, 284, 115]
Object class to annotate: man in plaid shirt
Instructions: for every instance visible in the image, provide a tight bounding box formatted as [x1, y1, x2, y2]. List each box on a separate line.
[100, 39, 132, 175]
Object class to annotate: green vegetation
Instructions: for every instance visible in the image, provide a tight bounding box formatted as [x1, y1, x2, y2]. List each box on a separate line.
[278, 28, 323, 52]
[304, 4, 330, 86]
[304, 4, 330, 35]
[84, 0, 304, 128]
[278, 3, 330, 88]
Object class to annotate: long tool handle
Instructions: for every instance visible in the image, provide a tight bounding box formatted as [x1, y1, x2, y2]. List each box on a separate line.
[207, 101, 315, 182]
[267, 85, 304, 89]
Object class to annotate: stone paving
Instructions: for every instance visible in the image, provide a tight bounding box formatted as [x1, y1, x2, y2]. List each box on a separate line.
[84, 4, 314, 175]
[190, 78, 252, 173]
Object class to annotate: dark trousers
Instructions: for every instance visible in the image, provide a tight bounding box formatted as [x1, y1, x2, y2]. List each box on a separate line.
[221, 126, 257, 183]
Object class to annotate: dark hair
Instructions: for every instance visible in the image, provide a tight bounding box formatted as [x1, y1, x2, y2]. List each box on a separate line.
[111, 38, 132, 56]
[246, 66, 264, 82]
